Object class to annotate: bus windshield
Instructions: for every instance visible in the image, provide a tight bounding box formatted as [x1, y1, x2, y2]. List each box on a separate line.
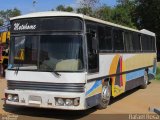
[9, 35, 84, 72]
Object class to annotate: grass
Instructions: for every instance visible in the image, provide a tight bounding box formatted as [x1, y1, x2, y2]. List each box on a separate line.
[156, 62, 160, 80]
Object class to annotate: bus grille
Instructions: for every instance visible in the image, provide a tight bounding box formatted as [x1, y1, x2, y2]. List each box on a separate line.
[7, 80, 85, 92]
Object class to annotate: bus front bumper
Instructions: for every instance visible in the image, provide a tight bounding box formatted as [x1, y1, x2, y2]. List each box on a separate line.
[5, 89, 87, 110]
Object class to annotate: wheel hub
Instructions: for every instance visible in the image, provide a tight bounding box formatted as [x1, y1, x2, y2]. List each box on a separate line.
[102, 86, 110, 102]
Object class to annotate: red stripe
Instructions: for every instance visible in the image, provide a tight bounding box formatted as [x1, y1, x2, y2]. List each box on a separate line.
[120, 57, 123, 86]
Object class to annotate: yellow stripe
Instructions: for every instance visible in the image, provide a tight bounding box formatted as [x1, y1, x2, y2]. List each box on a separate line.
[125, 53, 156, 71]
[87, 85, 102, 98]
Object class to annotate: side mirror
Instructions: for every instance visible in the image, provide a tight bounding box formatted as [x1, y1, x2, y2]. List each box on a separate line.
[92, 37, 98, 50]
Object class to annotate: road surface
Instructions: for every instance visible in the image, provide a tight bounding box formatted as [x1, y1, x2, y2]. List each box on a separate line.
[0, 78, 160, 120]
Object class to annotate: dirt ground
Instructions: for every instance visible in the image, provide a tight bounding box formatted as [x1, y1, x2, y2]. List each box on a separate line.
[0, 78, 160, 119]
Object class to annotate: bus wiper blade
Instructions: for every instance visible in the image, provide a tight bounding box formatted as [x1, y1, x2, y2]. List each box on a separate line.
[53, 71, 61, 77]
[41, 62, 61, 77]
[15, 61, 23, 74]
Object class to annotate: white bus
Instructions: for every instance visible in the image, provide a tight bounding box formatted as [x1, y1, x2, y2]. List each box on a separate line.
[5, 11, 157, 110]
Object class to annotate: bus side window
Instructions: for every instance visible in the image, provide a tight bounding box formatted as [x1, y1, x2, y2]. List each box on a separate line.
[113, 29, 124, 52]
[99, 26, 112, 51]
[124, 32, 133, 52]
[132, 33, 141, 52]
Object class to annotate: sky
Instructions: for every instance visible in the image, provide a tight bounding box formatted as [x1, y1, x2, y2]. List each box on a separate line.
[0, 0, 117, 14]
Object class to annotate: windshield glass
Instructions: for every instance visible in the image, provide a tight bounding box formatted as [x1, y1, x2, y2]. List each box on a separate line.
[9, 35, 84, 72]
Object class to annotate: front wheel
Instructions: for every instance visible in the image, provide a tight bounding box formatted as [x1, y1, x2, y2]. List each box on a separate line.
[97, 82, 111, 109]
[140, 70, 148, 89]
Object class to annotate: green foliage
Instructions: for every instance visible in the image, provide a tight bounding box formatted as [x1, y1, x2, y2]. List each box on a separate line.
[112, 0, 136, 28]
[0, 8, 21, 18]
[79, 0, 100, 8]
[56, 5, 66, 11]
[65, 6, 74, 12]
[133, 0, 160, 52]
[55, 5, 74, 12]
[0, 8, 21, 26]
[76, 0, 99, 16]
[156, 67, 160, 80]
[0, 19, 3, 26]
[77, 7, 93, 16]
[94, 5, 113, 21]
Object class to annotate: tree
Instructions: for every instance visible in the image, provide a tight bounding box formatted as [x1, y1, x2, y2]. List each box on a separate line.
[77, 7, 92, 16]
[111, 0, 136, 28]
[77, 0, 99, 15]
[133, 0, 160, 58]
[55, 5, 74, 12]
[0, 19, 3, 26]
[0, 8, 21, 26]
[65, 6, 74, 12]
[94, 4, 113, 22]
[0, 8, 21, 19]
[79, 0, 100, 8]
[56, 5, 66, 11]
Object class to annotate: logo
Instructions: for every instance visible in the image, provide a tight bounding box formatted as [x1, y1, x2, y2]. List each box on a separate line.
[14, 23, 36, 31]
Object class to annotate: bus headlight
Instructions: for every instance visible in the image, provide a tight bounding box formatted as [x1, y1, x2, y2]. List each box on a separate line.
[65, 99, 73, 106]
[6, 94, 19, 102]
[13, 96, 19, 102]
[7, 94, 13, 101]
[57, 98, 64, 106]
[55, 97, 80, 106]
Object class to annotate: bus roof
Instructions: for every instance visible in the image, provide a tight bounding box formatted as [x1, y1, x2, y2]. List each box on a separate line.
[10, 11, 155, 36]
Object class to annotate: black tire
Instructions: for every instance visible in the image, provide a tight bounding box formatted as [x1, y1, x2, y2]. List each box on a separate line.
[97, 82, 111, 109]
[140, 70, 148, 89]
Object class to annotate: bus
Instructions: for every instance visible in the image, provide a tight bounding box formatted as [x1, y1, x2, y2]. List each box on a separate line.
[5, 11, 156, 110]
[0, 25, 10, 76]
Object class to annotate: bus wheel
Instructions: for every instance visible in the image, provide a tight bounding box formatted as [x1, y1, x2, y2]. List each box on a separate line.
[97, 82, 111, 109]
[140, 70, 148, 89]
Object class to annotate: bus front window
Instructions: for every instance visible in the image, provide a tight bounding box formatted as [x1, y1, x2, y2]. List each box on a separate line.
[9, 35, 84, 72]
[10, 36, 39, 70]
[39, 35, 83, 72]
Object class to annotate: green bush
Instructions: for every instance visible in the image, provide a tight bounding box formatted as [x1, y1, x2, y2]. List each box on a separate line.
[156, 67, 160, 80]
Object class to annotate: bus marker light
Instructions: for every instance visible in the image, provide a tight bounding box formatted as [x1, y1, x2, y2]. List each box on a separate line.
[74, 98, 80, 106]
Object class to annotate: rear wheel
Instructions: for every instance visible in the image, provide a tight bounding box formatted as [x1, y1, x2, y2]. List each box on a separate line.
[97, 82, 111, 109]
[140, 70, 148, 89]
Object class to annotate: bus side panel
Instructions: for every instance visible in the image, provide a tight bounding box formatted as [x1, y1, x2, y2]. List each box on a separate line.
[85, 80, 102, 108]
[86, 53, 156, 106]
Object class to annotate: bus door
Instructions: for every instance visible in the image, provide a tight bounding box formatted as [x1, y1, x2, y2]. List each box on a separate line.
[86, 24, 99, 73]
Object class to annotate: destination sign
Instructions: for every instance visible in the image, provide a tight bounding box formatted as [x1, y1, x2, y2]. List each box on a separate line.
[11, 17, 83, 33]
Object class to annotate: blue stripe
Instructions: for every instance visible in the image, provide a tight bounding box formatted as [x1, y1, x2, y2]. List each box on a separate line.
[86, 80, 101, 95]
[126, 69, 144, 81]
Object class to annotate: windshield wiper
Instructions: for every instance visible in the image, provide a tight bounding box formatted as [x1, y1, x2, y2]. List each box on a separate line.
[41, 62, 61, 77]
[15, 60, 23, 74]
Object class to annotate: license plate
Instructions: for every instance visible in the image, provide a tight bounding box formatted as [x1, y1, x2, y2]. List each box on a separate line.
[28, 95, 42, 107]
